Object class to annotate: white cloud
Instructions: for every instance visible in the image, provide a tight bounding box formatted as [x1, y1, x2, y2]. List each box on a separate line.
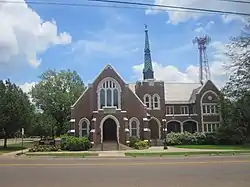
[72, 28, 141, 57]
[132, 41, 230, 88]
[147, 0, 249, 24]
[19, 81, 37, 93]
[0, 0, 72, 68]
[194, 20, 214, 33]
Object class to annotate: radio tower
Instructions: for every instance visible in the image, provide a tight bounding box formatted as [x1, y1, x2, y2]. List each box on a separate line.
[193, 35, 211, 85]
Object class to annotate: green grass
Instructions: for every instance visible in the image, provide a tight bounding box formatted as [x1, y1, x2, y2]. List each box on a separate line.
[0, 142, 34, 154]
[125, 150, 250, 157]
[173, 145, 250, 150]
[25, 152, 98, 157]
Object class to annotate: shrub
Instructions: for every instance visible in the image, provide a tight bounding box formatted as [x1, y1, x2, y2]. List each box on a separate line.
[61, 135, 92, 151]
[166, 132, 217, 145]
[29, 145, 60, 152]
[128, 136, 140, 148]
[134, 140, 149, 150]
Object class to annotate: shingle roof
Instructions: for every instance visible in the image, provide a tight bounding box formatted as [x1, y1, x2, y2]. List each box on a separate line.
[128, 82, 201, 104]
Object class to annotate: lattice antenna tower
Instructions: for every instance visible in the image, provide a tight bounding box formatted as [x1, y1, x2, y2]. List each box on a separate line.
[193, 35, 211, 85]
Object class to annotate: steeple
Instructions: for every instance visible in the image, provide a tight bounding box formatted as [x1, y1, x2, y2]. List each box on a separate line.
[143, 24, 154, 80]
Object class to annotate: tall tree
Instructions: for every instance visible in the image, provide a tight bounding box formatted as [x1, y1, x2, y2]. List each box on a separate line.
[0, 79, 34, 148]
[30, 69, 85, 136]
[220, 21, 250, 143]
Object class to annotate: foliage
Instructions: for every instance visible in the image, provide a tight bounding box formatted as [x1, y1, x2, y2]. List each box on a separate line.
[29, 145, 61, 152]
[219, 21, 250, 144]
[165, 132, 217, 146]
[30, 69, 86, 136]
[128, 136, 140, 147]
[134, 140, 149, 150]
[60, 135, 92, 151]
[0, 79, 34, 148]
[128, 136, 149, 149]
[28, 113, 57, 138]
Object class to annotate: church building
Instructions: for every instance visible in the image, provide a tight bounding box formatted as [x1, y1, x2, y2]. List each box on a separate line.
[70, 26, 221, 150]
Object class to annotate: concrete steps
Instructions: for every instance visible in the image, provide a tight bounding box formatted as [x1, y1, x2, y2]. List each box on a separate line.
[90, 141, 133, 151]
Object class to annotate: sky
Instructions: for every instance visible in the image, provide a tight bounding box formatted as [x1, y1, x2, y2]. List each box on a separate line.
[0, 0, 249, 93]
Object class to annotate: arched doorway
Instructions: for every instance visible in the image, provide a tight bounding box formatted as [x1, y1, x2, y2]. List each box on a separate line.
[149, 118, 160, 139]
[167, 121, 181, 133]
[183, 120, 197, 133]
[103, 118, 117, 141]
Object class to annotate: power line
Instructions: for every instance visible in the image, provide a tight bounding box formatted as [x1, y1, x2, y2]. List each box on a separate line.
[89, 0, 250, 16]
[0, 0, 234, 16]
[218, 0, 250, 4]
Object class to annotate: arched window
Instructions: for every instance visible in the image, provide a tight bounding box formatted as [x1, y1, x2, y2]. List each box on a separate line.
[143, 94, 151, 109]
[97, 77, 121, 109]
[129, 117, 140, 137]
[79, 118, 90, 137]
[152, 94, 160, 110]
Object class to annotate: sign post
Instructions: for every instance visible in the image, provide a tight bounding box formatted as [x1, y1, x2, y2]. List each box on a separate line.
[21, 128, 24, 154]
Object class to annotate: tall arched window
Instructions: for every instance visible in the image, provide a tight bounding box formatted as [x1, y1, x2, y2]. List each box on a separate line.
[129, 117, 140, 137]
[79, 118, 90, 137]
[97, 77, 121, 109]
[143, 94, 151, 109]
[152, 94, 160, 110]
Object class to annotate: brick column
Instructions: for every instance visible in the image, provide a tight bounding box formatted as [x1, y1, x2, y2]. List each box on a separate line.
[90, 118, 96, 144]
[143, 117, 151, 146]
[123, 117, 130, 145]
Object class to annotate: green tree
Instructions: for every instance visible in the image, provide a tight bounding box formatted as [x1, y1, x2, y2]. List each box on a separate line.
[219, 21, 250, 144]
[30, 69, 85, 136]
[0, 79, 34, 148]
[28, 112, 57, 138]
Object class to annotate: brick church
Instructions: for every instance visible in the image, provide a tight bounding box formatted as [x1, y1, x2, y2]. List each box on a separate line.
[70, 26, 221, 149]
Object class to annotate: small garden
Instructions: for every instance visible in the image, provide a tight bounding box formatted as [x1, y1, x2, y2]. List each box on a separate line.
[28, 135, 92, 152]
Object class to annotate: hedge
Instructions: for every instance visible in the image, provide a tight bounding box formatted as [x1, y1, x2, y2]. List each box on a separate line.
[61, 135, 92, 151]
[165, 132, 218, 145]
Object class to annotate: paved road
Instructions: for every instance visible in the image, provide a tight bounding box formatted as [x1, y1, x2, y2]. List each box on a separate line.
[0, 155, 250, 187]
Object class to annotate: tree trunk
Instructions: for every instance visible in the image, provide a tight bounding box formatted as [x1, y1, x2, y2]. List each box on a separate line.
[4, 137, 7, 148]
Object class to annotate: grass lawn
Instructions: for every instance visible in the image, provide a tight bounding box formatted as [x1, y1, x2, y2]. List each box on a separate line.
[173, 145, 250, 150]
[25, 152, 98, 157]
[125, 150, 250, 157]
[0, 142, 34, 154]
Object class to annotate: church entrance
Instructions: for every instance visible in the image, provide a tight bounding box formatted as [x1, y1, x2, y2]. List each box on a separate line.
[103, 118, 117, 142]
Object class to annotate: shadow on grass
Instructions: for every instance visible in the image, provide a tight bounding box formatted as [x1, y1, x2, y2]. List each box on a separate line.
[0, 142, 34, 153]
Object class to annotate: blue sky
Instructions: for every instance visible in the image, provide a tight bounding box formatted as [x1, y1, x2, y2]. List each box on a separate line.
[0, 0, 249, 91]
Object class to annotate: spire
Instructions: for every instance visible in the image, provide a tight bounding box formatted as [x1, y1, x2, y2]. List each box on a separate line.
[143, 24, 154, 80]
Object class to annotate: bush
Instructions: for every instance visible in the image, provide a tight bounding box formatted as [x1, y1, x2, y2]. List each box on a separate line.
[134, 140, 149, 150]
[166, 132, 217, 145]
[128, 136, 140, 148]
[29, 145, 60, 152]
[61, 135, 92, 151]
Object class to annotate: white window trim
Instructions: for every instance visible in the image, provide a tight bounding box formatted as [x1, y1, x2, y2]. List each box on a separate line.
[143, 94, 152, 110]
[152, 94, 161, 110]
[97, 77, 122, 110]
[166, 106, 174, 115]
[180, 106, 189, 115]
[203, 122, 220, 133]
[78, 118, 90, 137]
[129, 117, 140, 138]
[202, 103, 219, 115]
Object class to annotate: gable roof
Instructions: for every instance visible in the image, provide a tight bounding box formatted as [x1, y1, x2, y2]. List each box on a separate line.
[128, 82, 201, 104]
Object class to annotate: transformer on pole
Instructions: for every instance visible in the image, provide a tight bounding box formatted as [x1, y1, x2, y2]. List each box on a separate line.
[193, 35, 211, 85]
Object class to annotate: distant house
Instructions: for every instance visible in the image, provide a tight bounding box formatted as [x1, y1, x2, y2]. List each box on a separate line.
[70, 26, 221, 150]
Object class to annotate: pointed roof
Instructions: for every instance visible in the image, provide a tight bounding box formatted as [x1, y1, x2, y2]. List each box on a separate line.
[143, 25, 154, 80]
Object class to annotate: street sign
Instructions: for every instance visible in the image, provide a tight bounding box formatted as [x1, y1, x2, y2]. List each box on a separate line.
[21, 128, 24, 135]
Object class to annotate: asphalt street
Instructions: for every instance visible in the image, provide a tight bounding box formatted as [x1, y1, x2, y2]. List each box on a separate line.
[0, 155, 250, 187]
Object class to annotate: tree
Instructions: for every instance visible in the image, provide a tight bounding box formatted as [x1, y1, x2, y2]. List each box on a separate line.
[219, 21, 250, 144]
[30, 69, 85, 136]
[0, 79, 34, 148]
[28, 112, 57, 138]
